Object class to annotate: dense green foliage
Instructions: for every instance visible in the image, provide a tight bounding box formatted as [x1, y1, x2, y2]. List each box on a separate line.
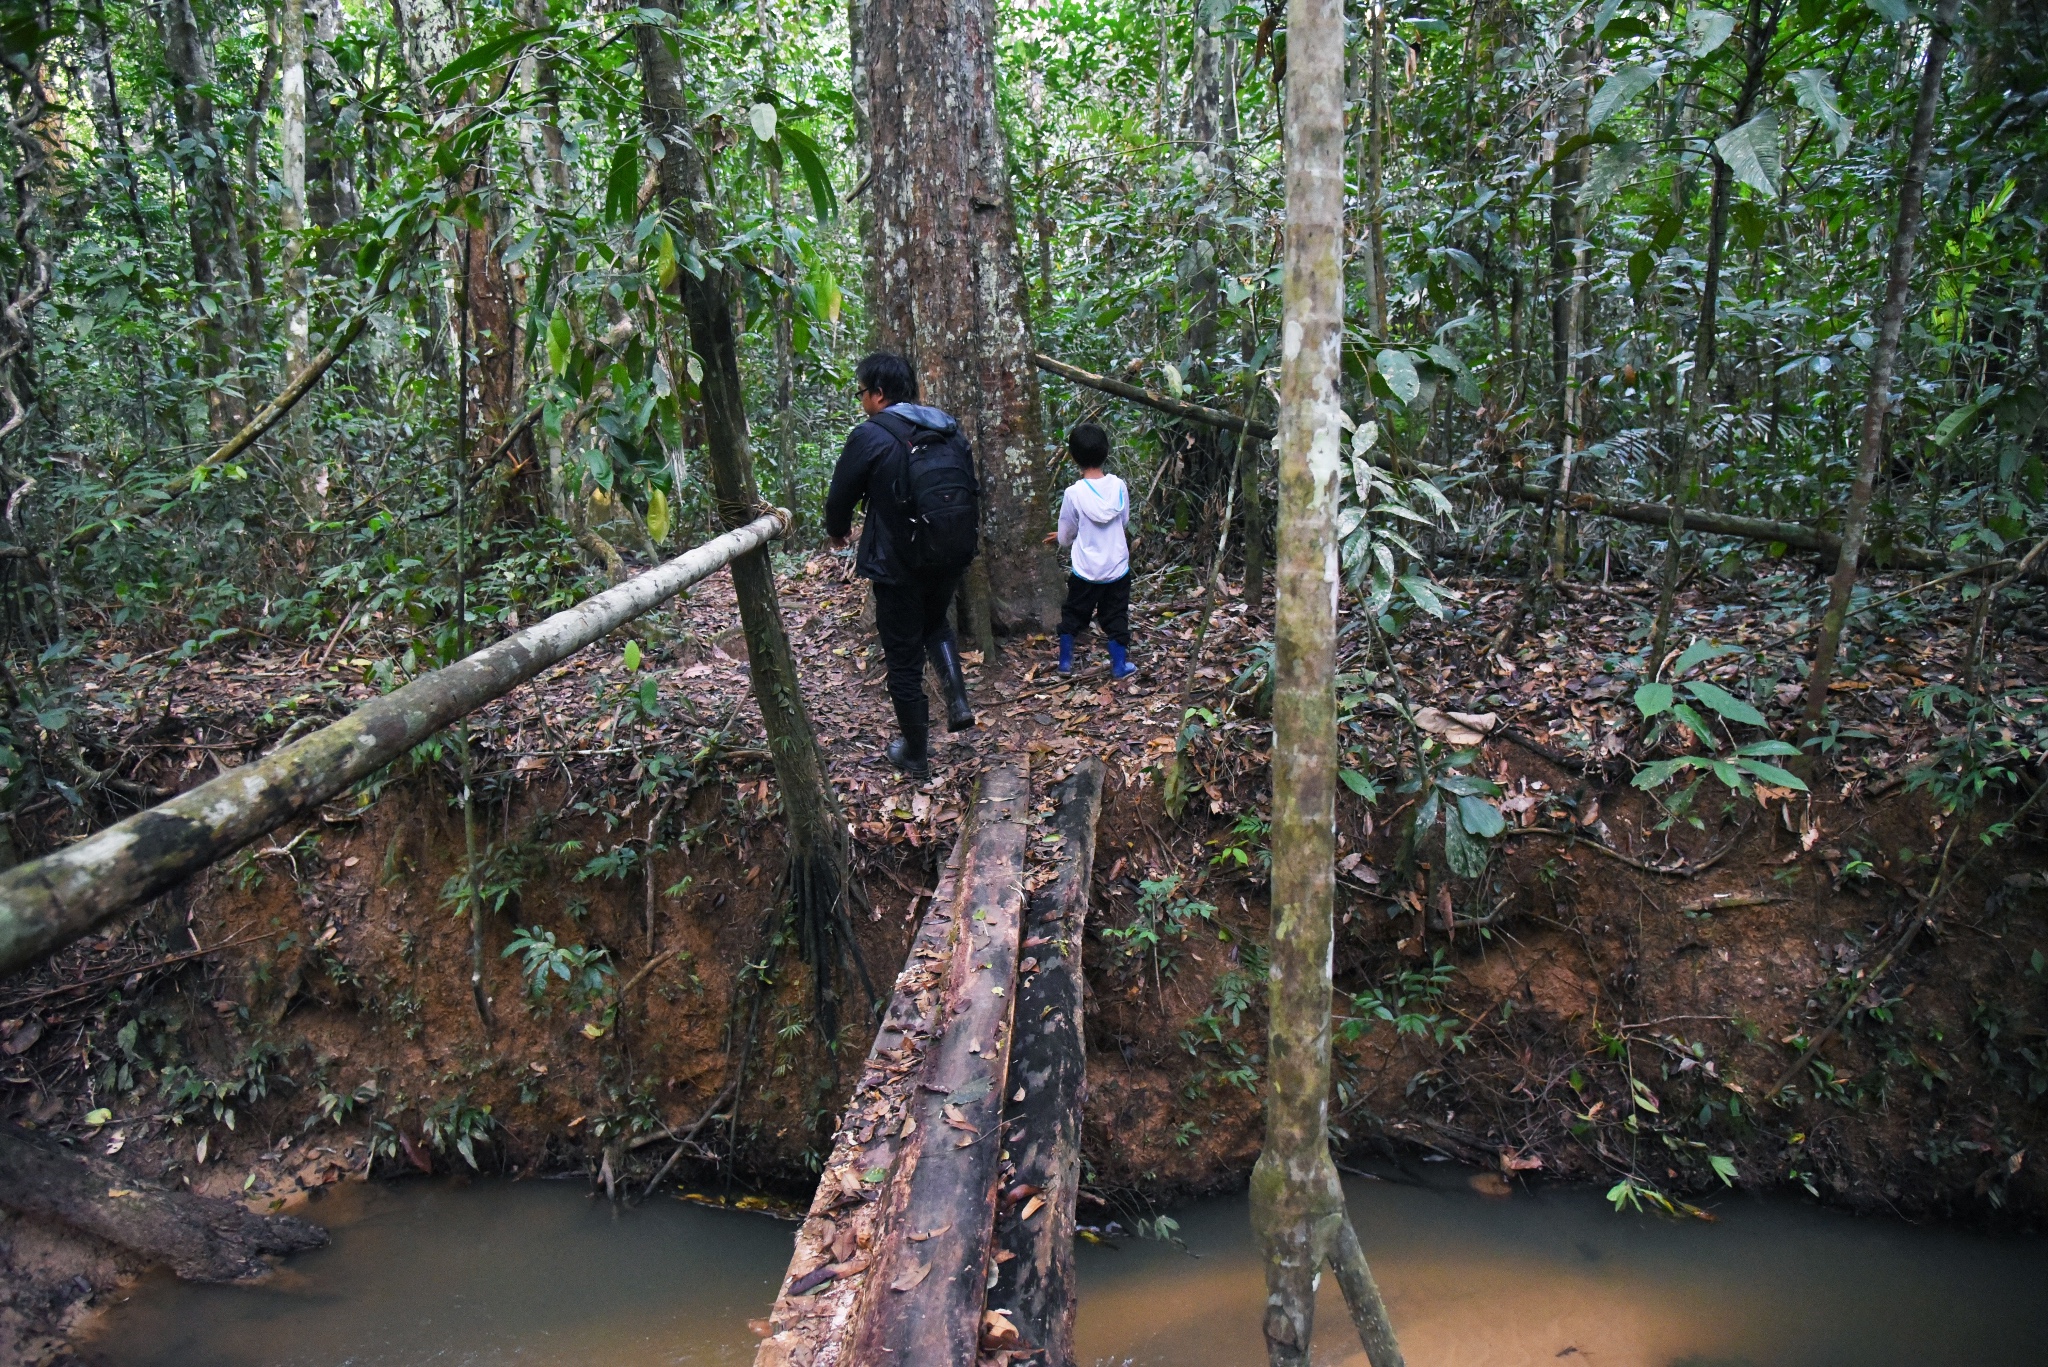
[0, 0, 2040, 831]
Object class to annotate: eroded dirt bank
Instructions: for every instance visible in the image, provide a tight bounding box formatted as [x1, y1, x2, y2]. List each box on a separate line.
[2, 557, 2043, 1360]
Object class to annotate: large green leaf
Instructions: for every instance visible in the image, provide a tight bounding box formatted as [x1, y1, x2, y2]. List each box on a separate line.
[1787, 68, 1852, 156]
[1589, 63, 1661, 130]
[1929, 386, 2001, 448]
[1444, 806, 1491, 877]
[1672, 638, 1742, 677]
[1581, 140, 1647, 209]
[1375, 348, 1422, 405]
[1714, 110, 1782, 197]
[1456, 794, 1507, 839]
[1634, 682, 1674, 716]
[778, 125, 839, 221]
[1733, 757, 1809, 791]
[1685, 680, 1766, 727]
[1686, 9, 1736, 57]
[427, 26, 551, 97]
[603, 140, 641, 224]
[1672, 702, 1717, 747]
[1863, 0, 1912, 21]
[1400, 574, 1446, 619]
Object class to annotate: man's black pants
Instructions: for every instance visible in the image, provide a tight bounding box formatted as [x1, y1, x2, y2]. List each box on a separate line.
[1059, 572, 1131, 646]
[872, 572, 962, 736]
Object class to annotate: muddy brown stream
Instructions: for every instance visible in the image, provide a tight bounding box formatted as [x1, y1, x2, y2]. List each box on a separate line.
[76, 1165, 2048, 1367]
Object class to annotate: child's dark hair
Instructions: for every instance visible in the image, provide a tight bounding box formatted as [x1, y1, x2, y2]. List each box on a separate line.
[1068, 423, 1110, 470]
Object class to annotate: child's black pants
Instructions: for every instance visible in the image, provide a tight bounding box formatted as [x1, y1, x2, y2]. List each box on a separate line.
[1059, 572, 1131, 646]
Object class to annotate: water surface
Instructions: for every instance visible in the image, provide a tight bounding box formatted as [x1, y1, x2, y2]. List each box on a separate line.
[78, 1168, 2048, 1367]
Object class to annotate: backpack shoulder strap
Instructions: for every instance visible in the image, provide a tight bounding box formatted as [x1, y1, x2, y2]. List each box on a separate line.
[867, 410, 928, 451]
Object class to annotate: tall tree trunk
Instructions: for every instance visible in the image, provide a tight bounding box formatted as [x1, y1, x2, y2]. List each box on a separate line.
[1184, 0, 1224, 368]
[1225, 35, 1266, 605]
[1545, 43, 1589, 581]
[1647, 0, 1776, 675]
[392, 0, 539, 525]
[1363, 0, 1388, 336]
[1802, 1, 1956, 728]
[81, 0, 156, 455]
[1250, 0, 1401, 1361]
[857, 0, 1059, 632]
[636, 6, 864, 1040]
[762, 0, 800, 532]
[1028, 66, 1054, 308]
[280, 0, 316, 510]
[306, 0, 358, 263]
[514, 0, 571, 519]
[156, 0, 250, 433]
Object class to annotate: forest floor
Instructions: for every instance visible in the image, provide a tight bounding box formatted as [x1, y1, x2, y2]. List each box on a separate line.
[3, 538, 2046, 1361]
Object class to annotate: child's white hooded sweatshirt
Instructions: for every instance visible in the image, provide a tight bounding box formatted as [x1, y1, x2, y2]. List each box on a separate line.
[1057, 474, 1131, 582]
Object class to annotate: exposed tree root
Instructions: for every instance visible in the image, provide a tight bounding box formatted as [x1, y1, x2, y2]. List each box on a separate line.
[0, 1126, 326, 1280]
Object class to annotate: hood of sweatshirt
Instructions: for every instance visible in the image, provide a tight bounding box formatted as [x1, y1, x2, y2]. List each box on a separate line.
[1072, 475, 1127, 525]
[880, 403, 959, 435]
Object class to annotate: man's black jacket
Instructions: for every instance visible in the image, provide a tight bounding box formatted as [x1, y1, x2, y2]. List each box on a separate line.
[823, 403, 962, 585]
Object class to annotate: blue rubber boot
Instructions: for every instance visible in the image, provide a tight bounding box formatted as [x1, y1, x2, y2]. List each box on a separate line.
[1058, 634, 1074, 676]
[1108, 640, 1137, 680]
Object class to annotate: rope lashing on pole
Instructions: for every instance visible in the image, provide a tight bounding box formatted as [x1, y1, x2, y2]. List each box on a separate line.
[0, 510, 790, 977]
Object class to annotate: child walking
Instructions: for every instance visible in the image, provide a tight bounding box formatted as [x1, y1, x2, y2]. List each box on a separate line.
[1044, 423, 1136, 679]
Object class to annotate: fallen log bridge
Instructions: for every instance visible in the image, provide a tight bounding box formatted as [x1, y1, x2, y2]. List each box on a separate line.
[755, 758, 1104, 1367]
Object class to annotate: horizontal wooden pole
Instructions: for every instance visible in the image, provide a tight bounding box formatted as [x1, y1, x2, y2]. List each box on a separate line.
[1033, 350, 2028, 581]
[1032, 352, 1274, 440]
[0, 511, 788, 978]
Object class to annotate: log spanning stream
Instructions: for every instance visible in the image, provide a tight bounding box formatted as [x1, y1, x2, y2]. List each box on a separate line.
[75, 1164, 2048, 1367]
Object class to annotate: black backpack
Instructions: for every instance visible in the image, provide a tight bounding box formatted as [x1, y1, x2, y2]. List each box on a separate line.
[873, 413, 980, 572]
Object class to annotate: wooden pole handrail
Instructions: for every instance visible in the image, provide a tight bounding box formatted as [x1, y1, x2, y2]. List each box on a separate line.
[1031, 351, 1276, 440]
[0, 511, 789, 977]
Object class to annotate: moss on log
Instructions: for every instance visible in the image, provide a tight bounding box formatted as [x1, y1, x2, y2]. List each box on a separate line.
[0, 512, 786, 978]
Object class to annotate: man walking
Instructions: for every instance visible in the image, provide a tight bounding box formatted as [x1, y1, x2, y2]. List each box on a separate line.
[824, 352, 978, 780]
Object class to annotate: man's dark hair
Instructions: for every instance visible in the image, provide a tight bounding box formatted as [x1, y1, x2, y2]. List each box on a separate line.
[1068, 423, 1110, 470]
[856, 352, 918, 405]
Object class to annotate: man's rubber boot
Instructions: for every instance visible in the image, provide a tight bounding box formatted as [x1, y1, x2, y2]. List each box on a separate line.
[886, 693, 931, 779]
[1108, 640, 1137, 680]
[928, 639, 976, 732]
[886, 729, 930, 780]
[1058, 634, 1075, 676]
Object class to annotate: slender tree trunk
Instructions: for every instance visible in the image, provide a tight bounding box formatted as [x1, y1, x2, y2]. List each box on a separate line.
[762, 0, 800, 532]
[1364, 0, 1388, 336]
[1801, 1, 1957, 729]
[1185, 0, 1223, 366]
[1545, 44, 1589, 581]
[514, 0, 571, 520]
[1028, 67, 1054, 308]
[306, 0, 357, 254]
[858, 0, 1059, 631]
[636, 8, 864, 1039]
[1648, 0, 1776, 675]
[280, 0, 317, 509]
[1227, 43, 1266, 606]
[1251, 0, 1401, 1360]
[156, 0, 250, 432]
[81, 0, 156, 454]
[392, 0, 539, 525]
